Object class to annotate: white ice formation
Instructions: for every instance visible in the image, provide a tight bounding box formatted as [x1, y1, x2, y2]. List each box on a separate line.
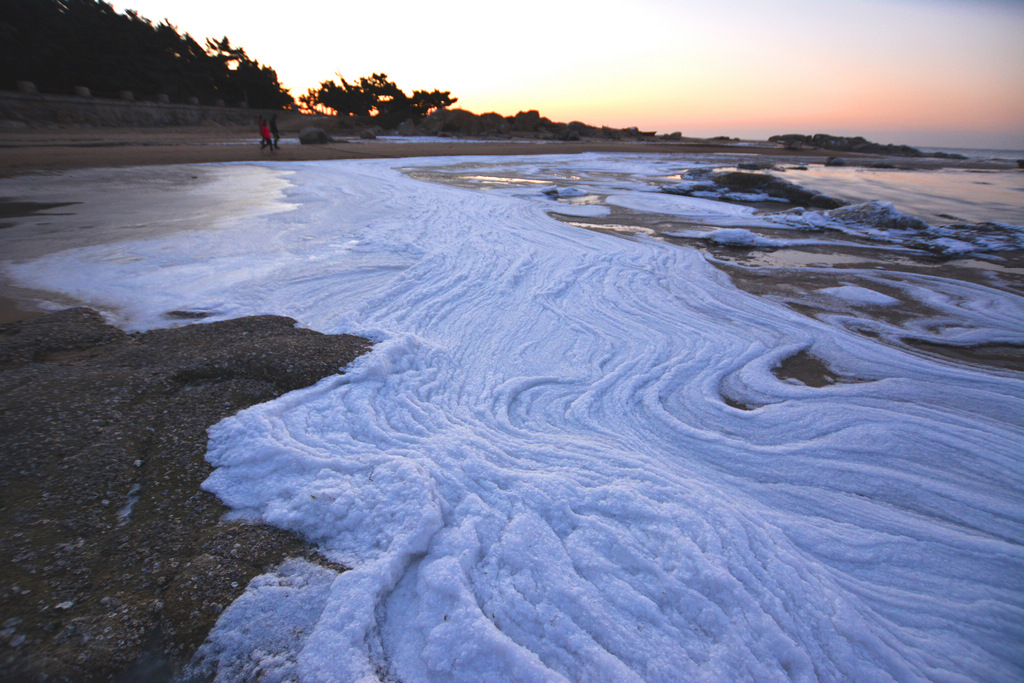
[2, 154, 1022, 682]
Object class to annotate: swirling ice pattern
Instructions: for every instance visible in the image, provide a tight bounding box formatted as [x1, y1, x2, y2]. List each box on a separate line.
[6, 157, 1023, 681]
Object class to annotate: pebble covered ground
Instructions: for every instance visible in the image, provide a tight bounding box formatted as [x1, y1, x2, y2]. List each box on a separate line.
[0, 308, 370, 680]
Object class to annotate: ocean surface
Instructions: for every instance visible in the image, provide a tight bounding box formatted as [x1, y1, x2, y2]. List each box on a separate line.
[785, 164, 1024, 225]
[1, 152, 1022, 681]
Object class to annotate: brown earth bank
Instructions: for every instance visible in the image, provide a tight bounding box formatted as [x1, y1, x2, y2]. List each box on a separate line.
[0, 125, 827, 174]
[0, 308, 371, 680]
[4, 112, 1015, 176]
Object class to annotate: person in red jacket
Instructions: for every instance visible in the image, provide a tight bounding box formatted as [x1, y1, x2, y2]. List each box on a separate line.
[258, 116, 273, 152]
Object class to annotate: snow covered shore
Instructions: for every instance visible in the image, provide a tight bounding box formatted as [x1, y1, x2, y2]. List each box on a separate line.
[3, 154, 1023, 681]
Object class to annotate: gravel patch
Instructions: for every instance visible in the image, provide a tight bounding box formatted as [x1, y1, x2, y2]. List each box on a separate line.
[0, 308, 371, 680]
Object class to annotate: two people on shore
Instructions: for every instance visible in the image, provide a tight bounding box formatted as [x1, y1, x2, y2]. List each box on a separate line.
[257, 115, 280, 151]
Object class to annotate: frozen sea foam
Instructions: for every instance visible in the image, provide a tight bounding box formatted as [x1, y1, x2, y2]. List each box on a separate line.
[2, 155, 1022, 681]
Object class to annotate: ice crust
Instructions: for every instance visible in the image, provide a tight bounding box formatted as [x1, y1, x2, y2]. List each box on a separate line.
[819, 285, 900, 307]
[771, 201, 1024, 256]
[3, 155, 1023, 681]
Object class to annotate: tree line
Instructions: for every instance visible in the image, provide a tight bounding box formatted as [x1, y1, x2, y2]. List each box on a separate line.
[298, 73, 457, 126]
[0, 0, 457, 121]
[0, 0, 293, 108]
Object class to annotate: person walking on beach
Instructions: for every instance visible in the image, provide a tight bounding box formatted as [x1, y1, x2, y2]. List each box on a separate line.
[270, 114, 280, 150]
[258, 116, 273, 152]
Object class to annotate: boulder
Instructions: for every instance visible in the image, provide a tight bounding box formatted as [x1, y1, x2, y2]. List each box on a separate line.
[479, 112, 509, 135]
[396, 119, 419, 136]
[737, 161, 776, 171]
[420, 109, 512, 137]
[769, 133, 923, 157]
[422, 108, 478, 135]
[299, 127, 332, 144]
[512, 110, 542, 132]
[567, 121, 596, 136]
[711, 171, 845, 209]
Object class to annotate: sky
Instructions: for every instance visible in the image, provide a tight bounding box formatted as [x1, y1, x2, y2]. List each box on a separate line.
[110, 0, 1024, 149]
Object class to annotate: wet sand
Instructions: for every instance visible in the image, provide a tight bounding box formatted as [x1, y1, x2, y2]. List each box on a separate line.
[6, 123, 1009, 176]
[0, 125, 837, 174]
[0, 292, 44, 324]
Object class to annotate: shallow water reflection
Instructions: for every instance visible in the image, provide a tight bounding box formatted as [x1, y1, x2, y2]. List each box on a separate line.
[787, 167, 1024, 225]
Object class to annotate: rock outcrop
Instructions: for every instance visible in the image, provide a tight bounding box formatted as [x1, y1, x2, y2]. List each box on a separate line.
[400, 108, 658, 141]
[769, 133, 924, 157]
[668, 170, 846, 209]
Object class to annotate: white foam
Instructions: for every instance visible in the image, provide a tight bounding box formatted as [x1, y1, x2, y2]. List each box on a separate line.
[2, 155, 1022, 681]
[819, 285, 900, 307]
[705, 228, 825, 248]
[606, 191, 771, 226]
[771, 201, 1024, 255]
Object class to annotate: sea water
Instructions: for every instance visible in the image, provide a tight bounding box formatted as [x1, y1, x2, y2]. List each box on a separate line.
[1, 153, 1022, 681]
[784, 165, 1024, 225]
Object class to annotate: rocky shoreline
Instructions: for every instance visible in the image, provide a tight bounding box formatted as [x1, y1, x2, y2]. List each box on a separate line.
[0, 308, 371, 680]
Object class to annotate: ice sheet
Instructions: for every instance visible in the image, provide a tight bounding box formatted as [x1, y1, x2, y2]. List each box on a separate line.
[2, 155, 1022, 681]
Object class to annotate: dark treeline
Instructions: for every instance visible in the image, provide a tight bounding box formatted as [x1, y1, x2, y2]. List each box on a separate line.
[0, 0, 293, 109]
[300, 73, 457, 126]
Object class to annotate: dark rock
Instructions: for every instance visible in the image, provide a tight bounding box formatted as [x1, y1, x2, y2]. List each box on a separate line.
[396, 119, 419, 136]
[737, 161, 776, 171]
[769, 133, 923, 157]
[422, 108, 481, 135]
[420, 109, 514, 137]
[829, 202, 930, 231]
[298, 127, 332, 144]
[479, 112, 509, 135]
[567, 121, 595, 135]
[710, 171, 846, 209]
[825, 156, 846, 167]
[512, 110, 542, 132]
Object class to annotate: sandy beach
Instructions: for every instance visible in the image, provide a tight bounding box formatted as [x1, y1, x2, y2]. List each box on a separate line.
[8, 120, 1014, 176]
[2, 120, 1015, 324]
[0, 124, 834, 173]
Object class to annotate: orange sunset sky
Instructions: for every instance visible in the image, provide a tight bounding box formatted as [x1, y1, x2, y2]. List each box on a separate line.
[111, 0, 1024, 150]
